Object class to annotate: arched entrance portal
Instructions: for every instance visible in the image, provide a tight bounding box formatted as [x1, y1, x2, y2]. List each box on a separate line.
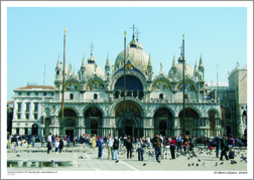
[120, 118, 135, 137]
[209, 110, 216, 137]
[59, 109, 77, 139]
[115, 101, 142, 137]
[154, 108, 173, 137]
[179, 108, 199, 137]
[32, 123, 38, 136]
[84, 107, 103, 136]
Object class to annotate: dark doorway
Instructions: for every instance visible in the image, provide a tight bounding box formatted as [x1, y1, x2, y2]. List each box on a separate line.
[91, 130, 97, 135]
[66, 130, 74, 139]
[32, 124, 38, 135]
[160, 131, 165, 136]
[125, 127, 132, 137]
[227, 126, 231, 136]
[186, 131, 190, 135]
[25, 128, 28, 135]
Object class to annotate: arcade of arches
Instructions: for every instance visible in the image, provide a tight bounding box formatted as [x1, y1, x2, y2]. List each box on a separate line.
[42, 106, 220, 138]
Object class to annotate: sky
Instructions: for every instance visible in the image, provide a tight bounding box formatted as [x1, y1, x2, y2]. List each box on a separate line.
[5, 3, 249, 101]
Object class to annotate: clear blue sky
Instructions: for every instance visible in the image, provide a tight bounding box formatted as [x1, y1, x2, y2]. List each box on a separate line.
[7, 6, 247, 101]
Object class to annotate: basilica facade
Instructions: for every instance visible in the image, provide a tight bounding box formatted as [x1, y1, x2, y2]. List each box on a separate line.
[12, 33, 223, 138]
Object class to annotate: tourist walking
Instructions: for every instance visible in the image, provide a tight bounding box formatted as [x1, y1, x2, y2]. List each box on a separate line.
[47, 133, 52, 154]
[92, 135, 96, 148]
[183, 141, 189, 152]
[170, 137, 176, 159]
[136, 137, 144, 161]
[228, 135, 235, 151]
[214, 134, 221, 158]
[112, 137, 119, 160]
[152, 133, 162, 163]
[176, 135, 182, 152]
[11, 135, 18, 152]
[59, 136, 64, 153]
[163, 137, 171, 159]
[41, 136, 45, 147]
[98, 137, 104, 159]
[126, 138, 133, 159]
[107, 134, 114, 160]
[73, 136, 76, 147]
[55, 135, 59, 154]
[31, 135, 35, 147]
[220, 135, 229, 161]
[52, 135, 55, 146]
[146, 136, 151, 149]
[67, 136, 70, 147]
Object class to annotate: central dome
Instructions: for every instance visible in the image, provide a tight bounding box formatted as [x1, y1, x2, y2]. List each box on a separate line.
[114, 39, 149, 71]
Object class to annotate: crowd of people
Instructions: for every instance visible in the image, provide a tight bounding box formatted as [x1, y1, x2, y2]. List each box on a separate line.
[7, 132, 247, 162]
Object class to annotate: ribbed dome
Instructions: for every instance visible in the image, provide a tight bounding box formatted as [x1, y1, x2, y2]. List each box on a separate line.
[168, 63, 194, 80]
[114, 40, 149, 72]
[84, 64, 104, 79]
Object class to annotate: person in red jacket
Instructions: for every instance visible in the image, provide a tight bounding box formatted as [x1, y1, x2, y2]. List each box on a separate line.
[183, 141, 189, 152]
[170, 137, 176, 159]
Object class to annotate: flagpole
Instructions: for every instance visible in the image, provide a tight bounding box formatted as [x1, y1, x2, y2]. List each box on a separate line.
[61, 28, 67, 136]
[123, 31, 127, 138]
[182, 34, 185, 136]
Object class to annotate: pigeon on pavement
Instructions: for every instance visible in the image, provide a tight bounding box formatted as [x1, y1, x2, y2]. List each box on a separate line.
[115, 160, 119, 163]
[143, 163, 146, 166]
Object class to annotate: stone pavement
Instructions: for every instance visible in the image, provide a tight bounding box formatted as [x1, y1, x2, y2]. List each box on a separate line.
[6, 143, 248, 172]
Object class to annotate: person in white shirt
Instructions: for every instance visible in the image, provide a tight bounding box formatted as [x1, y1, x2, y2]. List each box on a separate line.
[107, 134, 114, 160]
[147, 136, 151, 149]
[160, 135, 164, 158]
[47, 133, 52, 154]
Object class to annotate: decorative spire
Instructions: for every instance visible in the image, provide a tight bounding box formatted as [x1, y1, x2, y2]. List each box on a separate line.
[148, 54, 152, 67]
[72, 69, 75, 77]
[55, 54, 61, 70]
[90, 41, 94, 57]
[68, 64, 72, 75]
[172, 55, 176, 68]
[88, 42, 96, 64]
[105, 54, 110, 69]
[147, 54, 153, 73]
[198, 53, 204, 70]
[81, 54, 86, 69]
[194, 61, 199, 75]
[131, 24, 136, 40]
[135, 28, 140, 42]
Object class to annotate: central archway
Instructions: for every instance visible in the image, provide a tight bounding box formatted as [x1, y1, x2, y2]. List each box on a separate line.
[115, 101, 142, 137]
